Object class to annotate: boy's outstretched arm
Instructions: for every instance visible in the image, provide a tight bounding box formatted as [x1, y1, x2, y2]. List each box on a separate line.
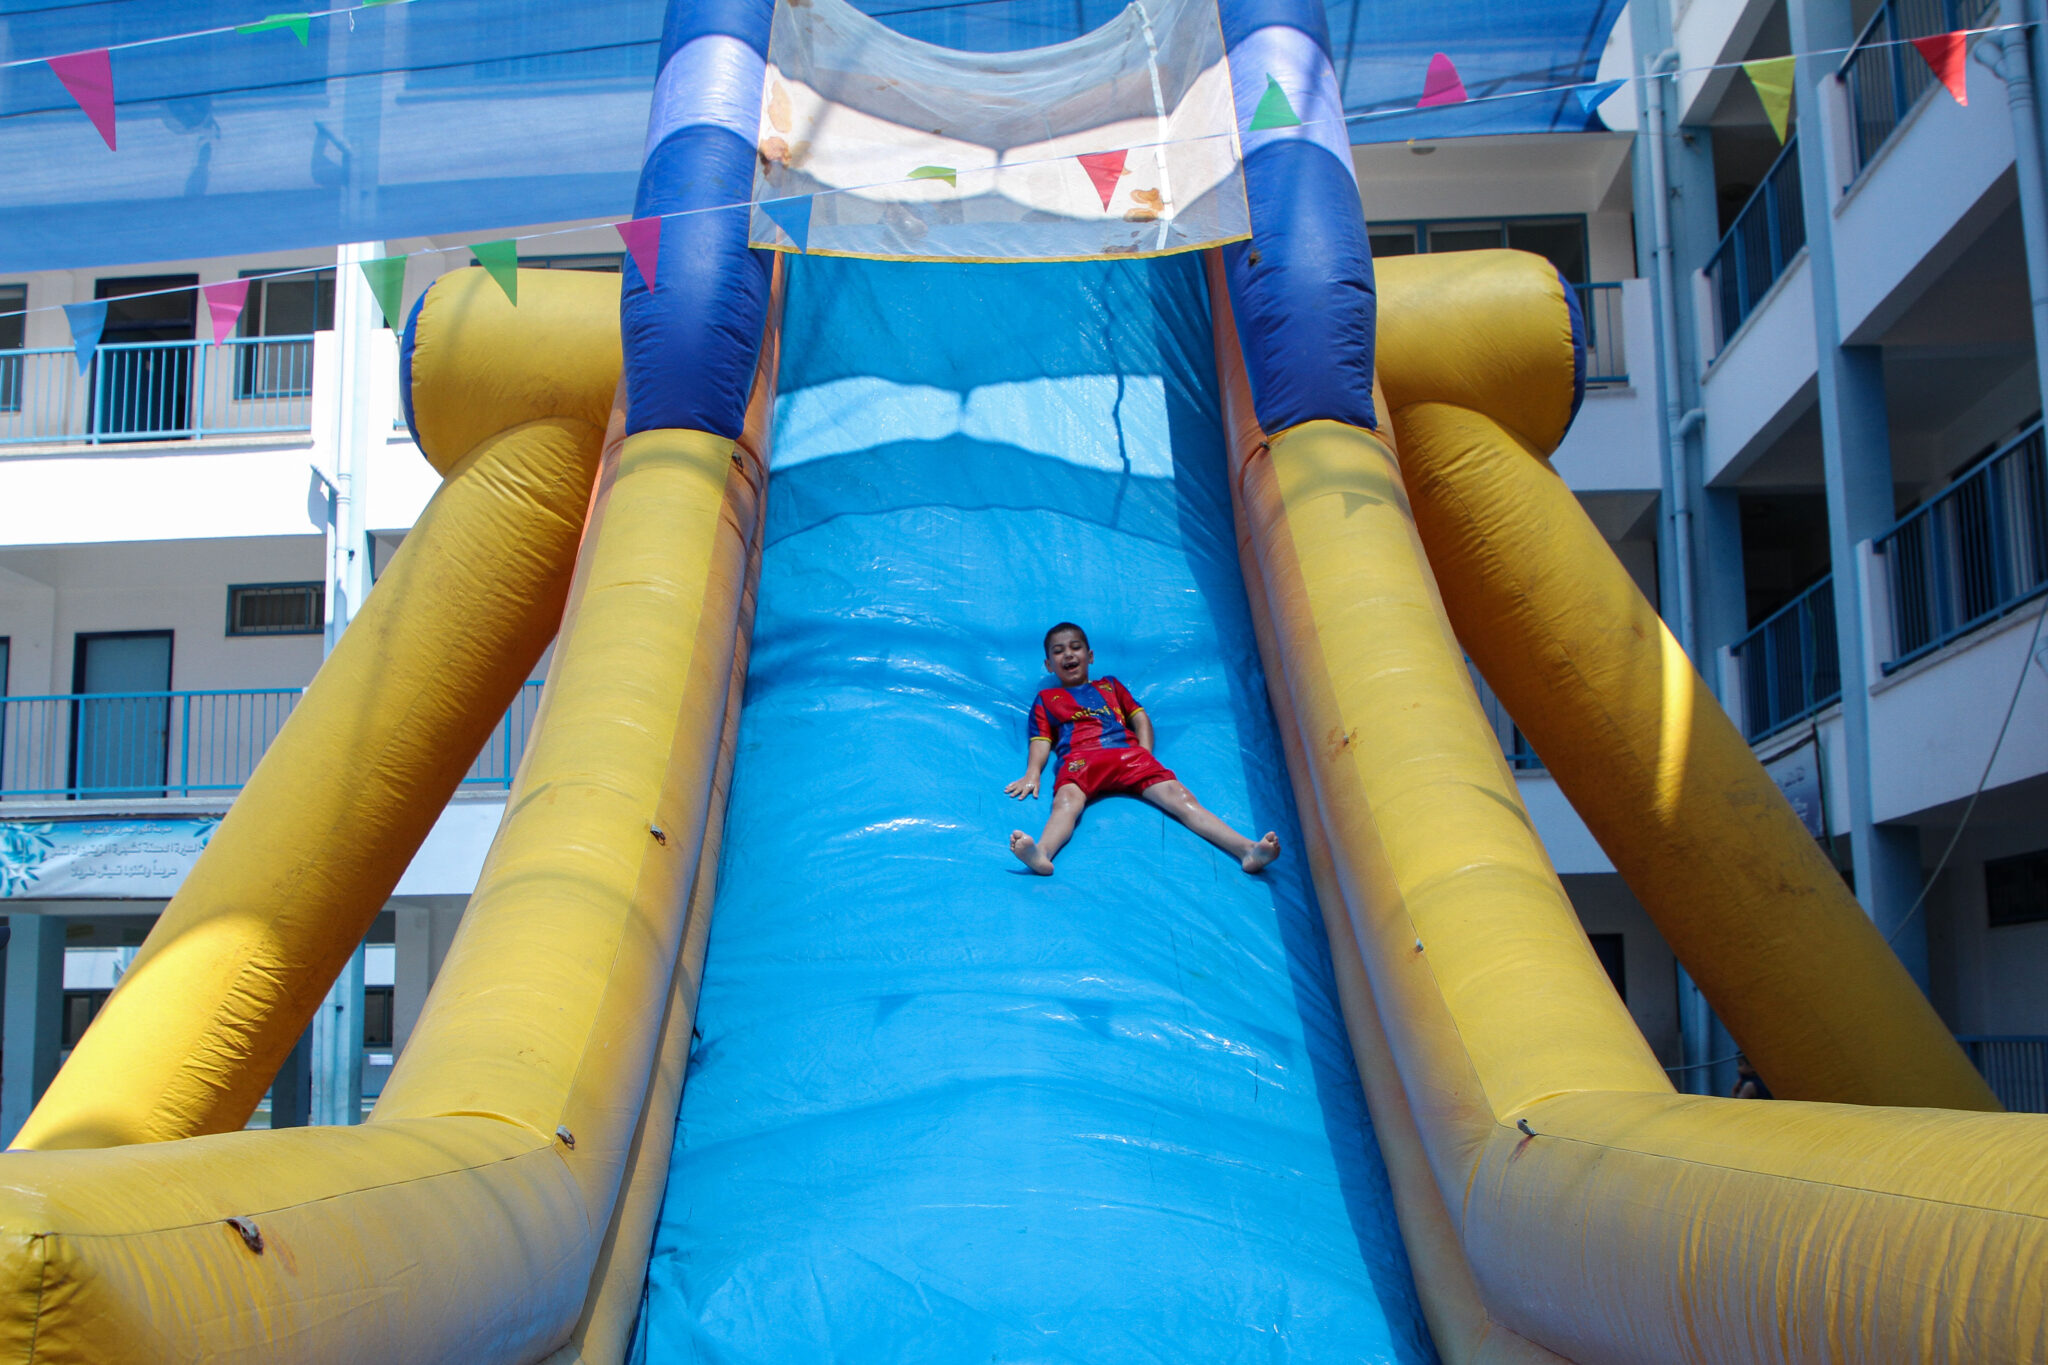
[1130, 709, 1154, 752]
[1005, 737, 1052, 798]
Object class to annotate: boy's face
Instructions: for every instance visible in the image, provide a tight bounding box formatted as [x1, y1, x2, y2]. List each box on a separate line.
[1045, 631, 1093, 685]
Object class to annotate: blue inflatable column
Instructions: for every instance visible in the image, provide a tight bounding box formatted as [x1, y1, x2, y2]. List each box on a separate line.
[1216, 0, 1378, 433]
[625, 0, 779, 438]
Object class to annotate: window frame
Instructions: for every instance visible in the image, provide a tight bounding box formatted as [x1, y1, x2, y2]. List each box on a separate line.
[225, 581, 326, 638]
[1364, 213, 1593, 285]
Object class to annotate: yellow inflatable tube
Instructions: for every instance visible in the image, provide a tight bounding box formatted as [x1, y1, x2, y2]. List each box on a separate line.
[1374, 250, 1994, 1111]
[17, 267, 619, 1149]
[0, 275, 773, 1360]
[1216, 272, 2048, 1359]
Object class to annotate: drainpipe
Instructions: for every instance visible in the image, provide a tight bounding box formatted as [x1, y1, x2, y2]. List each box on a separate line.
[1983, 0, 2048, 429]
[1643, 46, 1704, 658]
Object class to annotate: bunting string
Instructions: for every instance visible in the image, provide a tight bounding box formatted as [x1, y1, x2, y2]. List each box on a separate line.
[4, 18, 2019, 346]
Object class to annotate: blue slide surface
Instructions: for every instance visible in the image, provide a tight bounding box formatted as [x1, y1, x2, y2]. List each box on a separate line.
[632, 253, 1435, 1364]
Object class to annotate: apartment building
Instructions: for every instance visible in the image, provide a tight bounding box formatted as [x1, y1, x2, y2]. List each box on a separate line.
[1, 0, 2041, 1141]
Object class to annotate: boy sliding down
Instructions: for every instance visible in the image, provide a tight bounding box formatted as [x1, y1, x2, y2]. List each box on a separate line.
[1005, 622, 1281, 876]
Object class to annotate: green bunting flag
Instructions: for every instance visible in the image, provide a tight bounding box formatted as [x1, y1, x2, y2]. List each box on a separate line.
[1744, 56, 1795, 143]
[237, 13, 311, 44]
[472, 240, 519, 304]
[1249, 76, 1302, 132]
[908, 165, 958, 188]
[359, 255, 407, 327]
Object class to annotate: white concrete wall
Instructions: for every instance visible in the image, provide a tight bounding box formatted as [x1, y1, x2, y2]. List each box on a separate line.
[1826, 57, 2016, 344]
[1553, 280, 1662, 493]
[1926, 821, 2048, 1036]
[1562, 872, 1682, 1064]
[0, 537, 325, 694]
[1700, 255, 1818, 484]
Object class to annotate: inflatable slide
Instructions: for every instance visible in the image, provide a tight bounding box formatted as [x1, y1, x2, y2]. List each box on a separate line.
[1, 0, 2044, 1360]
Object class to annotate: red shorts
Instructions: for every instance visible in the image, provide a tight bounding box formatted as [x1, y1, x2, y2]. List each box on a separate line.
[1054, 746, 1177, 798]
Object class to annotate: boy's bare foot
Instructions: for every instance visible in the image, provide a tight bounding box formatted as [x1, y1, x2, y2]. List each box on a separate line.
[1241, 831, 1281, 874]
[1010, 830, 1055, 875]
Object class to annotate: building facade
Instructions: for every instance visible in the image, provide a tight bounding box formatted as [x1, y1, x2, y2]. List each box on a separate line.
[2, 0, 2043, 1140]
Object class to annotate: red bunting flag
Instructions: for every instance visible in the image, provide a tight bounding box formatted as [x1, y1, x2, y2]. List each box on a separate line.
[48, 49, 116, 150]
[1910, 32, 1969, 107]
[617, 217, 662, 291]
[204, 280, 250, 346]
[1076, 150, 1128, 210]
[1417, 53, 1468, 108]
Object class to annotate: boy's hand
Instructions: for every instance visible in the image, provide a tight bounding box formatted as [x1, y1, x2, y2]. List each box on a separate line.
[1004, 774, 1039, 799]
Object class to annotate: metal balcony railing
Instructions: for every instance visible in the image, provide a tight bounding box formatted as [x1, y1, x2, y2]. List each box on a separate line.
[1958, 1035, 2048, 1112]
[1877, 420, 2048, 672]
[1841, 0, 1999, 187]
[0, 681, 543, 801]
[0, 335, 315, 447]
[1706, 135, 1805, 353]
[1572, 282, 1628, 385]
[1731, 576, 1842, 742]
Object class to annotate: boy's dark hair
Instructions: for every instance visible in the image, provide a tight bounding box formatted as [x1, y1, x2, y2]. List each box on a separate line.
[1043, 621, 1088, 655]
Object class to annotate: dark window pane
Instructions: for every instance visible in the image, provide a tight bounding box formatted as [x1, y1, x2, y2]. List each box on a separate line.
[1588, 932, 1627, 1001]
[363, 985, 395, 1048]
[1368, 229, 1419, 258]
[244, 271, 335, 337]
[95, 275, 197, 341]
[1987, 850, 2048, 928]
[1427, 223, 1506, 254]
[62, 990, 109, 1048]
[0, 285, 23, 351]
[1507, 218, 1590, 283]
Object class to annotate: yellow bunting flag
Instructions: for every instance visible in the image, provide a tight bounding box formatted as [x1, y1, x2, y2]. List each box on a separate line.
[1744, 56, 1795, 143]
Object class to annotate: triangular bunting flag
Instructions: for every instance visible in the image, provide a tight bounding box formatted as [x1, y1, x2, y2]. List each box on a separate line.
[48, 49, 116, 150]
[1744, 56, 1796, 142]
[1076, 150, 1128, 209]
[204, 279, 250, 345]
[237, 13, 312, 44]
[1576, 78, 1625, 115]
[760, 195, 813, 251]
[1910, 33, 1969, 107]
[1249, 77, 1301, 131]
[616, 217, 661, 290]
[908, 165, 957, 188]
[472, 240, 519, 304]
[359, 255, 407, 327]
[1418, 53, 1469, 108]
[63, 300, 107, 373]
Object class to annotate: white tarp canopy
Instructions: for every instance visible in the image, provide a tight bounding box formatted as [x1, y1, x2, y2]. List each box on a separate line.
[749, 0, 1248, 261]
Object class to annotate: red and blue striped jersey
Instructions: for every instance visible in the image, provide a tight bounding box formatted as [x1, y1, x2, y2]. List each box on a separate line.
[1030, 677, 1145, 758]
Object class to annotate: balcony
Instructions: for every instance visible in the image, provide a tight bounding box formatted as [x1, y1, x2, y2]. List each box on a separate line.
[1876, 421, 2048, 672]
[0, 681, 543, 803]
[1840, 0, 1999, 190]
[1706, 136, 1806, 355]
[0, 337, 315, 448]
[1573, 282, 1628, 385]
[1731, 575, 1842, 743]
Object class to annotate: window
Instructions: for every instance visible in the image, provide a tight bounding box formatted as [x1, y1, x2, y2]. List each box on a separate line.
[62, 989, 111, 1048]
[236, 270, 331, 399]
[0, 285, 23, 414]
[363, 985, 395, 1048]
[1987, 849, 2048, 928]
[1367, 216, 1591, 284]
[472, 253, 622, 274]
[227, 582, 324, 637]
[1589, 932, 1627, 1001]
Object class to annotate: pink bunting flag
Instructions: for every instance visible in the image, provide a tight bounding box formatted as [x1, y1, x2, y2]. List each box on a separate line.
[616, 216, 662, 290]
[204, 279, 251, 346]
[1076, 150, 1128, 210]
[48, 49, 116, 150]
[1417, 53, 1468, 109]
[1910, 32, 1969, 107]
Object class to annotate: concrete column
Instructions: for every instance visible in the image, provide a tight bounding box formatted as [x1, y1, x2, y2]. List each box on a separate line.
[1788, 0, 1929, 985]
[393, 904, 431, 1058]
[269, 1025, 313, 1129]
[1, 915, 66, 1146]
[311, 941, 365, 1126]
